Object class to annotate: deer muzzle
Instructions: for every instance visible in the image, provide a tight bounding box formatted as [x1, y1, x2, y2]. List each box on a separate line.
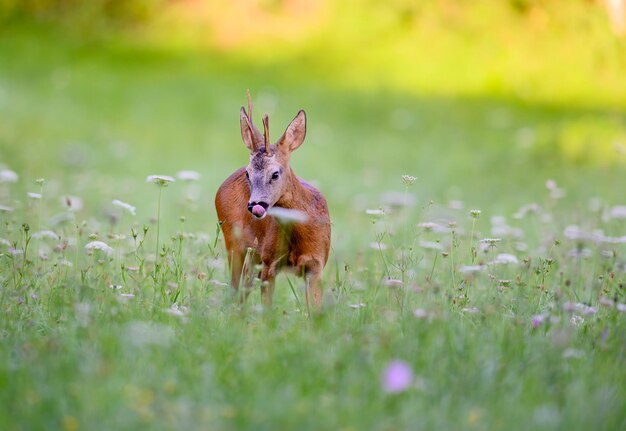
[248, 201, 269, 219]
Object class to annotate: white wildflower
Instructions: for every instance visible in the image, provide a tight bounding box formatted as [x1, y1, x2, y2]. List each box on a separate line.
[164, 304, 188, 317]
[176, 170, 201, 181]
[546, 179, 565, 199]
[365, 208, 385, 216]
[207, 258, 224, 270]
[580, 305, 598, 315]
[617, 303, 626, 312]
[513, 203, 540, 219]
[460, 265, 484, 274]
[417, 222, 441, 231]
[112, 199, 136, 215]
[563, 301, 597, 315]
[85, 240, 114, 256]
[0, 169, 18, 183]
[31, 230, 60, 240]
[564, 225, 585, 241]
[27, 192, 42, 200]
[401, 174, 417, 186]
[0, 204, 14, 212]
[384, 278, 403, 288]
[567, 248, 592, 259]
[38, 248, 49, 260]
[461, 307, 480, 314]
[194, 233, 211, 245]
[418, 240, 443, 251]
[470, 209, 481, 219]
[600, 250, 615, 259]
[492, 253, 519, 265]
[348, 303, 366, 309]
[600, 234, 626, 244]
[0, 238, 11, 246]
[146, 175, 175, 186]
[570, 315, 584, 327]
[413, 309, 435, 320]
[117, 293, 135, 303]
[61, 195, 83, 212]
[267, 207, 309, 224]
[480, 238, 502, 246]
[609, 205, 626, 219]
[599, 297, 614, 308]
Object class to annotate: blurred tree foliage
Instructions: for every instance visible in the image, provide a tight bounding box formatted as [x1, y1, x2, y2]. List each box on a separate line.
[0, 0, 618, 31]
[0, 0, 166, 27]
[0, 0, 624, 108]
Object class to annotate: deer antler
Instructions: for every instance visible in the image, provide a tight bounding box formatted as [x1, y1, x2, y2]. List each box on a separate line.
[247, 89, 254, 120]
[245, 89, 265, 151]
[262, 114, 272, 156]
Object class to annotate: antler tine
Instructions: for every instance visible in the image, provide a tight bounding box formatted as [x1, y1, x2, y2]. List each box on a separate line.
[244, 89, 265, 151]
[246, 89, 253, 119]
[262, 114, 272, 156]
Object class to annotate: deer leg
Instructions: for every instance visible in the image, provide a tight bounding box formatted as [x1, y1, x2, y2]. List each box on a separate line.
[260, 278, 276, 308]
[260, 264, 276, 308]
[229, 248, 245, 300]
[298, 256, 324, 314]
[305, 271, 323, 312]
[238, 250, 261, 303]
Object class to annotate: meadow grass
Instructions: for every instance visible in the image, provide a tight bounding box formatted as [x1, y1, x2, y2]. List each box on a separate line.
[0, 27, 625, 430]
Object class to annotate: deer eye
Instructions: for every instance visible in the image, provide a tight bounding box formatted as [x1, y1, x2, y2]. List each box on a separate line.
[271, 171, 280, 181]
[245, 171, 250, 180]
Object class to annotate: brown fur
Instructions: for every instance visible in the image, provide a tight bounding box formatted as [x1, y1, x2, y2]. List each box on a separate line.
[215, 104, 331, 311]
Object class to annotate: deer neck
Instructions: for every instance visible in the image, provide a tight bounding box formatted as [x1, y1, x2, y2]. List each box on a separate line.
[276, 168, 308, 210]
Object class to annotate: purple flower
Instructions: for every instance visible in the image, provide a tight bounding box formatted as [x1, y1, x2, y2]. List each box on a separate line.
[532, 314, 546, 328]
[382, 360, 414, 394]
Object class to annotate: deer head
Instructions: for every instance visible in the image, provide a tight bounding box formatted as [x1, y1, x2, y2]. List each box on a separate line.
[239, 95, 306, 219]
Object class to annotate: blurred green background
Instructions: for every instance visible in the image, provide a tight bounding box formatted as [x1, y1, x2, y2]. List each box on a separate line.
[1, 4, 626, 429]
[1, 0, 625, 253]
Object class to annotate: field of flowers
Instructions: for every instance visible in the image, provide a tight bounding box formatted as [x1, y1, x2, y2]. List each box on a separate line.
[1, 20, 625, 430]
[1, 159, 625, 429]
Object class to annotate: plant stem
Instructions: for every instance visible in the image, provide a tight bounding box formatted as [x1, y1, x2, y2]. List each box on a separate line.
[450, 228, 457, 290]
[469, 218, 476, 263]
[154, 186, 163, 281]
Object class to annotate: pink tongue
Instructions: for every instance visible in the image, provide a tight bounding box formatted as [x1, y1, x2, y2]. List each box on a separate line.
[252, 205, 266, 217]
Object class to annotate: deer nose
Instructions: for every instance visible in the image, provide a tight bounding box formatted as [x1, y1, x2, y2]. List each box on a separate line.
[248, 201, 269, 218]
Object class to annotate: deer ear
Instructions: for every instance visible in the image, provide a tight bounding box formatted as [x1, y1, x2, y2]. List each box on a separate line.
[240, 107, 256, 153]
[277, 110, 306, 155]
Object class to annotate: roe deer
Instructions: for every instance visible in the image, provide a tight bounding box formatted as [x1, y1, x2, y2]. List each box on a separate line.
[215, 94, 331, 312]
